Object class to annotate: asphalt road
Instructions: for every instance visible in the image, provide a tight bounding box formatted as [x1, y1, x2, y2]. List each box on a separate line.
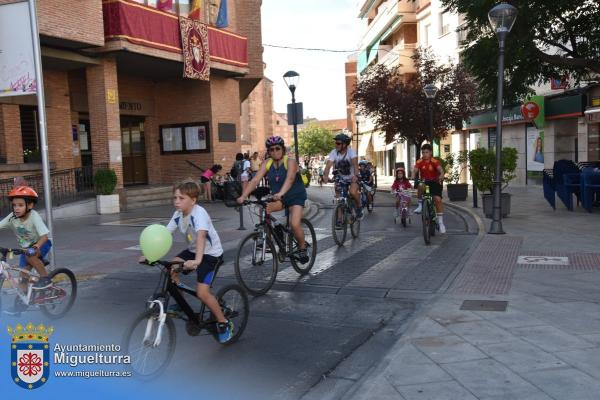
[0, 186, 477, 399]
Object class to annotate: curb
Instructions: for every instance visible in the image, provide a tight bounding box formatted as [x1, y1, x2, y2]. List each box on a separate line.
[444, 201, 485, 237]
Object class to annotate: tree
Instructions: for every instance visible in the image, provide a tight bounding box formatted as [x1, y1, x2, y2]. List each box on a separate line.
[352, 48, 478, 152]
[442, 0, 600, 104]
[296, 124, 336, 158]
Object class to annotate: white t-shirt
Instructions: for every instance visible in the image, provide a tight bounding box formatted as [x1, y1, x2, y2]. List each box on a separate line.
[328, 148, 357, 179]
[0, 209, 49, 248]
[167, 205, 223, 257]
[241, 160, 251, 178]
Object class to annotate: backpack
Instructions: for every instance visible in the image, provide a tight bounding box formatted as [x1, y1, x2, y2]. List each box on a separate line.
[265, 156, 310, 188]
[230, 160, 245, 180]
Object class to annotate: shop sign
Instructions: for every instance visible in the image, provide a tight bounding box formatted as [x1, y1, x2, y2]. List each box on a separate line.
[526, 126, 545, 172]
[520, 102, 540, 119]
[550, 76, 568, 90]
[0, 2, 36, 97]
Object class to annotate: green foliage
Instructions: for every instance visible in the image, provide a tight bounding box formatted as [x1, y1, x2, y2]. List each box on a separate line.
[441, 0, 600, 105]
[94, 169, 118, 195]
[443, 150, 469, 184]
[297, 124, 336, 158]
[468, 147, 518, 193]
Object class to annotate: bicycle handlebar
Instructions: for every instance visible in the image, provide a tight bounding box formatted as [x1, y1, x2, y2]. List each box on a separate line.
[139, 259, 185, 272]
[0, 247, 31, 256]
[241, 194, 275, 207]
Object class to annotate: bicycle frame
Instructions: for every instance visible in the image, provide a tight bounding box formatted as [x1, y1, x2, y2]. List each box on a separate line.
[0, 261, 37, 305]
[143, 262, 220, 346]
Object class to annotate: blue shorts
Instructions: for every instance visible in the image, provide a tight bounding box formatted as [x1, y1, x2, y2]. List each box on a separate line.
[176, 250, 222, 285]
[19, 240, 52, 268]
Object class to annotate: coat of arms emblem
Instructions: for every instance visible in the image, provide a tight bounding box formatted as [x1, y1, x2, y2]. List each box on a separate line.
[8, 323, 53, 390]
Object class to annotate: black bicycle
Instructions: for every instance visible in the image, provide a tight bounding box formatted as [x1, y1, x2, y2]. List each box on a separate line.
[123, 259, 249, 380]
[419, 181, 438, 245]
[332, 177, 360, 246]
[234, 195, 317, 296]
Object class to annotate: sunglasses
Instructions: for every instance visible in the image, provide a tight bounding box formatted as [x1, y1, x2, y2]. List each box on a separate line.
[335, 142, 344, 146]
[268, 146, 283, 152]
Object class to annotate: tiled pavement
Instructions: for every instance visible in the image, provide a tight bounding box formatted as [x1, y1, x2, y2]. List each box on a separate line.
[305, 186, 600, 400]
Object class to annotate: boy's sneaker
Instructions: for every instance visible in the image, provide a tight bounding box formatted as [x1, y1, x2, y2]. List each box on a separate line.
[167, 303, 183, 316]
[296, 248, 309, 264]
[414, 204, 422, 214]
[438, 223, 446, 234]
[217, 320, 234, 343]
[33, 277, 52, 290]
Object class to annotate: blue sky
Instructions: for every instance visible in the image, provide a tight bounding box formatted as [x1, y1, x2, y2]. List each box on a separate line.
[261, 0, 362, 121]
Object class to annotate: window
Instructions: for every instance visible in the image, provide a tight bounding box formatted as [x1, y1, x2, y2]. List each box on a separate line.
[439, 12, 450, 36]
[160, 122, 210, 154]
[423, 24, 432, 47]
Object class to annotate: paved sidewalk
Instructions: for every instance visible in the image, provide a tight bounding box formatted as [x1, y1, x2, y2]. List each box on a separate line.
[309, 186, 600, 400]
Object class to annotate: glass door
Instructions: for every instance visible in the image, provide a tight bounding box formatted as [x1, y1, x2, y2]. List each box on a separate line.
[121, 117, 148, 186]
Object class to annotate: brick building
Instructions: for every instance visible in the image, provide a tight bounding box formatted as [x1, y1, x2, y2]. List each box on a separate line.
[240, 75, 273, 156]
[0, 0, 263, 191]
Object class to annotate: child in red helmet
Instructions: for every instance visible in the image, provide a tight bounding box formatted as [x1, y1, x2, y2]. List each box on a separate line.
[0, 186, 52, 307]
[391, 168, 412, 217]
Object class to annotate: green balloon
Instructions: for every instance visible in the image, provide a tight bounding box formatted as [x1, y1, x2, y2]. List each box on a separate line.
[140, 224, 173, 262]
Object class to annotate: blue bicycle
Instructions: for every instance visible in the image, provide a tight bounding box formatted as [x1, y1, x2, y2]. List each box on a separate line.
[332, 176, 360, 246]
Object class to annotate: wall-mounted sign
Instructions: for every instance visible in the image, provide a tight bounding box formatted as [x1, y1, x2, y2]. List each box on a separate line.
[0, 2, 36, 97]
[520, 102, 540, 119]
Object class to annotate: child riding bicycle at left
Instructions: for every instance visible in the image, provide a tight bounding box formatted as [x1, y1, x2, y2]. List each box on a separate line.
[0, 186, 52, 293]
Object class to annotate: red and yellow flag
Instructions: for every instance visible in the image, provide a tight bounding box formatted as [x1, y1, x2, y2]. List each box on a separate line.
[156, 0, 173, 12]
[189, 0, 202, 20]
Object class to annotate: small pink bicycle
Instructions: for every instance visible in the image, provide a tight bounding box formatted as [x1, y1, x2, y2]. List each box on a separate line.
[393, 189, 413, 228]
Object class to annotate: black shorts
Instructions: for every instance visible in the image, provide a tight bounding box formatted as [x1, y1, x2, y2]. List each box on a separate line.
[200, 176, 210, 183]
[175, 250, 223, 285]
[423, 180, 443, 198]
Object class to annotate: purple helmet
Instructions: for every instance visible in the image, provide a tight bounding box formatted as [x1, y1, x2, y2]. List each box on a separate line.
[265, 136, 285, 148]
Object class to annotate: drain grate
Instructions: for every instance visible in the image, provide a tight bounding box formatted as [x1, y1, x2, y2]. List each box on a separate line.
[460, 300, 508, 312]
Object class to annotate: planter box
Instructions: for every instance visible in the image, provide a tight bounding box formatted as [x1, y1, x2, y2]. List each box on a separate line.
[96, 194, 120, 214]
[482, 193, 511, 218]
[447, 183, 468, 201]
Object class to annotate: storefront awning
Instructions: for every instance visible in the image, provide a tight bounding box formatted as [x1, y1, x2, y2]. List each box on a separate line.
[372, 132, 387, 151]
[358, 132, 372, 156]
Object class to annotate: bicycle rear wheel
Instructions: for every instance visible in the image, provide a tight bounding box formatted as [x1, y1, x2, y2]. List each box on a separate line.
[422, 201, 431, 245]
[123, 306, 176, 380]
[40, 268, 77, 319]
[211, 284, 249, 345]
[332, 203, 347, 246]
[289, 218, 317, 275]
[234, 232, 278, 296]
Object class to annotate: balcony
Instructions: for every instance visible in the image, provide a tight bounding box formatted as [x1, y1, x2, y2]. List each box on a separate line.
[102, 0, 248, 73]
[378, 42, 416, 73]
[359, 0, 416, 50]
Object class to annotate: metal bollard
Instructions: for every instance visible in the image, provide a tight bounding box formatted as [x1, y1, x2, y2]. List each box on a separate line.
[472, 185, 478, 208]
[237, 205, 246, 230]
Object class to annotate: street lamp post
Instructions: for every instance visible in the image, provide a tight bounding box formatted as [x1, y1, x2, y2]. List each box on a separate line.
[423, 83, 438, 153]
[488, 2, 517, 235]
[283, 70, 300, 162]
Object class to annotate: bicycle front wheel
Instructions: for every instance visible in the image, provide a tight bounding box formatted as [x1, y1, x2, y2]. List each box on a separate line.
[332, 203, 347, 246]
[211, 284, 249, 345]
[422, 201, 431, 245]
[123, 307, 176, 380]
[40, 268, 77, 319]
[289, 218, 317, 275]
[350, 216, 360, 238]
[234, 232, 278, 296]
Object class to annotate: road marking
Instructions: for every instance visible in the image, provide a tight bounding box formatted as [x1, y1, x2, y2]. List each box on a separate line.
[517, 256, 569, 265]
[277, 236, 384, 282]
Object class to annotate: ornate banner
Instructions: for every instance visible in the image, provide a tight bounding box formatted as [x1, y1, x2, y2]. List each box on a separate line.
[179, 17, 210, 80]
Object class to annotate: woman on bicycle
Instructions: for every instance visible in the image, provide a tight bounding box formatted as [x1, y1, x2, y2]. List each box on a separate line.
[237, 136, 309, 264]
[391, 167, 412, 218]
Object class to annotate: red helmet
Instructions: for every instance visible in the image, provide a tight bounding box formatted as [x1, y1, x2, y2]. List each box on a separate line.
[8, 186, 38, 202]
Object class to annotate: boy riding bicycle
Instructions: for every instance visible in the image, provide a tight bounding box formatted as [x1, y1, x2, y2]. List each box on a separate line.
[1, 186, 52, 315]
[411, 144, 446, 234]
[147, 180, 232, 343]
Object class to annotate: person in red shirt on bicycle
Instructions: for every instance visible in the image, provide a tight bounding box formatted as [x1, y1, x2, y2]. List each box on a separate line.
[411, 143, 446, 233]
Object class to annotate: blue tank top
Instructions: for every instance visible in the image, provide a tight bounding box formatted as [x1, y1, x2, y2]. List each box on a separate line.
[266, 160, 306, 200]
